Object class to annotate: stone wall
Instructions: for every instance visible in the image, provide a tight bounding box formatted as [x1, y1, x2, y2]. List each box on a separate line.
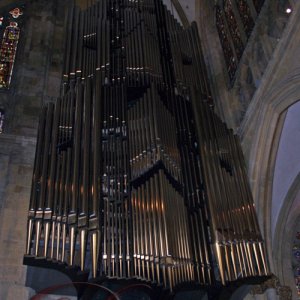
[196, 0, 293, 130]
[0, 0, 67, 299]
[0, 0, 66, 136]
[0, 134, 36, 299]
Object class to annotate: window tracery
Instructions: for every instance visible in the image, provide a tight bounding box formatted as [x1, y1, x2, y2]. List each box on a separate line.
[0, 7, 23, 89]
[0, 22, 20, 89]
[236, 0, 254, 38]
[216, 6, 237, 81]
[224, 0, 244, 60]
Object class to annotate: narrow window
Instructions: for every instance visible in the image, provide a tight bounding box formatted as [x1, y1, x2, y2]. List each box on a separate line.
[236, 0, 255, 39]
[0, 7, 23, 89]
[216, 6, 237, 81]
[0, 21, 20, 88]
[224, 0, 244, 60]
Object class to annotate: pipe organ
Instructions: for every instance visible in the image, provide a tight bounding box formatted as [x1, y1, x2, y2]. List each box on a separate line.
[24, 0, 269, 292]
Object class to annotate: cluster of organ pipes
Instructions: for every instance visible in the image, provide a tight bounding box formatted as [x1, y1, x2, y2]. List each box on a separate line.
[131, 170, 194, 288]
[191, 100, 269, 284]
[128, 86, 181, 181]
[25, 0, 269, 292]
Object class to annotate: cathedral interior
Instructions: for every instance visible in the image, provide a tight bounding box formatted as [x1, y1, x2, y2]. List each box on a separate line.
[0, 0, 299, 299]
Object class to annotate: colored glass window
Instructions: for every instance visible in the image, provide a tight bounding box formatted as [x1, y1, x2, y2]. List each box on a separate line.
[216, 6, 237, 81]
[0, 7, 23, 89]
[224, 0, 244, 60]
[0, 22, 20, 89]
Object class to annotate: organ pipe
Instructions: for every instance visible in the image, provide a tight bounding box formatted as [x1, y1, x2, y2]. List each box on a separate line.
[25, 0, 269, 291]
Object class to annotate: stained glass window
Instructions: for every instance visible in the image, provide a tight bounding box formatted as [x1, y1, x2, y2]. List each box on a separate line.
[224, 0, 244, 60]
[0, 7, 23, 89]
[9, 8, 23, 19]
[236, 0, 255, 38]
[216, 6, 237, 81]
[293, 231, 300, 298]
[0, 109, 4, 133]
[252, 0, 265, 14]
[0, 22, 20, 89]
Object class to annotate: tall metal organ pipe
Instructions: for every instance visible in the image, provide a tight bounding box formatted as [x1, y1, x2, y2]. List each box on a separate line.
[24, 0, 269, 291]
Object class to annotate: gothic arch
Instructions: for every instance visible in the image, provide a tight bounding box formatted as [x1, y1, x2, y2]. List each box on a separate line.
[240, 69, 300, 273]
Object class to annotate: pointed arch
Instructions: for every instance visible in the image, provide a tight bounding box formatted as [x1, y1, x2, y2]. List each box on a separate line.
[240, 69, 300, 276]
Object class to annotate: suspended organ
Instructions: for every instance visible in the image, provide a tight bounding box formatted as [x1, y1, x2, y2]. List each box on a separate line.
[25, 0, 269, 290]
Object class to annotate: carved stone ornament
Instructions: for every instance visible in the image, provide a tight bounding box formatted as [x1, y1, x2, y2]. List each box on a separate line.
[250, 275, 292, 299]
[277, 285, 292, 300]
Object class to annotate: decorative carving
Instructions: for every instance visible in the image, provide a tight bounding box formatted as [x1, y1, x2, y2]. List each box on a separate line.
[250, 275, 278, 294]
[277, 286, 292, 300]
[250, 275, 292, 300]
[9, 8, 23, 19]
